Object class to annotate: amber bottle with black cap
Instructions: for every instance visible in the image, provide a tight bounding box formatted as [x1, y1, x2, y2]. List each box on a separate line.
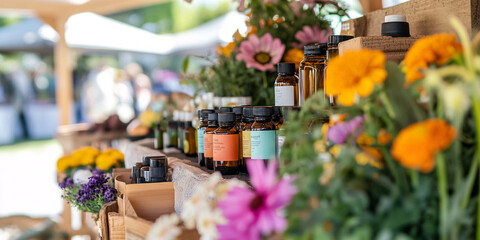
[213, 112, 239, 175]
[327, 35, 354, 105]
[275, 63, 299, 107]
[250, 107, 276, 163]
[299, 44, 327, 106]
[204, 113, 219, 170]
[197, 109, 215, 166]
[240, 107, 254, 173]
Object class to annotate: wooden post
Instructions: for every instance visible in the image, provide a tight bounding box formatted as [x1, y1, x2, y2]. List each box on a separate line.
[54, 17, 74, 125]
[359, 0, 383, 13]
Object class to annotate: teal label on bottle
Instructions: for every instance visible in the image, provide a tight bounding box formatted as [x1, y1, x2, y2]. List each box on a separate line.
[197, 129, 205, 153]
[251, 130, 276, 160]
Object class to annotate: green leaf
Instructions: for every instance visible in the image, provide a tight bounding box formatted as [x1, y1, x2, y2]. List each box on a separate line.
[182, 56, 190, 74]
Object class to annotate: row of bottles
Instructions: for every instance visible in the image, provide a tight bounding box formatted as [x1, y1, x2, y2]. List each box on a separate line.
[274, 35, 354, 107]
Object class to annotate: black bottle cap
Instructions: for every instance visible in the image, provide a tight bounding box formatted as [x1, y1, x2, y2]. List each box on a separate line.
[208, 113, 218, 121]
[243, 107, 254, 118]
[219, 107, 233, 113]
[232, 106, 243, 116]
[283, 107, 301, 121]
[185, 121, 193, 128]
[381, 15, 410, 37]
[304, 44, 326, 56]
[253, 106, 273, 117]
[327, 35, 354, 46]
[218, 112, 236, 123]
[150, 157, 167, 168]
[200, 109, 215, 120]
[168, 120, 177, 128]
[273, 106, 282, 118]
[277, 63, 296, 74]
[143, 156, 162, 166]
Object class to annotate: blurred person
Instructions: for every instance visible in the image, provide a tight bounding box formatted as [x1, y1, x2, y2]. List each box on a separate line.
[8, 65, 34, 138]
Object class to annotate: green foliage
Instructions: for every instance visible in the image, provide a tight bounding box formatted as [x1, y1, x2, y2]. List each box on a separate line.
[280, 62, 478, 239]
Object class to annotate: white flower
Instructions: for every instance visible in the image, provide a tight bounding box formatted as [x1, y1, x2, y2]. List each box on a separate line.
[73, 169, 93, 185]
[424, 69, 442, 89]
[146, 213, 181, 240]
[181, 194, 209, 229]
[196, 209, 226, 240]
[440, 83, 471, 121]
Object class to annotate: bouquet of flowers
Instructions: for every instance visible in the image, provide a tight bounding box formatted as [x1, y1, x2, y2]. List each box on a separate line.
[188, 0, 347, 105]
[59, 170, 117, 214]
[278, 18, 480, 239]
[56, 147, 124, 176]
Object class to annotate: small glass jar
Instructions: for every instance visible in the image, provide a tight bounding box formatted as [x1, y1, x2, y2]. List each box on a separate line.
[275, 63, 299, 107]
[197, 109, 215, 166]
[213, 113, 239, 175]
[204, 113, 219, 170]
[250, 107, 276, 164]
[299, 44, 327, 106]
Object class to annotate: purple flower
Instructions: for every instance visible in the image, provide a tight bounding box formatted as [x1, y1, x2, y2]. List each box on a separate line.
[327, 116, 365, 144]
[217, 159, 297, 240]
[74, 172, 117, 211]
[59, 178, 74, 188]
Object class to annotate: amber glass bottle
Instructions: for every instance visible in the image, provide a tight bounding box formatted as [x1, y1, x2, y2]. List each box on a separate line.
[240, 107, 253, 173]
[204, 113, 219, 170]
[275, 63, 299, 107]
[250, 107, 276, 163]
[272, 106, 283, 130]
[177, 112, 185, 152]
[213, 113, 239, 175]
[299, 44, 327, 106]
[184, 121, 197, 157]
[327, 35, 353, 105]
[197, 109, 215, 166]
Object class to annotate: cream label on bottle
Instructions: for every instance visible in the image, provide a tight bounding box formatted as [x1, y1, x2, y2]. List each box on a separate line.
[242, 131, 251, 158]
[275, 86, 294, 106]
[197, 129, 205, 153]
[251, 130, 276, 160]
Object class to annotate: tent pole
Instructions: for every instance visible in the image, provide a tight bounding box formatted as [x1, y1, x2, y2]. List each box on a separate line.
[54, 16, 73, 125]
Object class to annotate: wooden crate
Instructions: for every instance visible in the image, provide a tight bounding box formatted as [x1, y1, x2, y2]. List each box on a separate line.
[342, 0, 480, 37]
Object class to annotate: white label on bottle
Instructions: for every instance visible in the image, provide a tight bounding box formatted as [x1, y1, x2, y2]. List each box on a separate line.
[275, 86, 294, 106]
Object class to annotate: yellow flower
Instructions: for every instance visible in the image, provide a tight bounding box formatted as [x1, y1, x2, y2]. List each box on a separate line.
[283, 48, 303, 70]
[391, 119, 456, 172]
[314, 140, 326, 153]
[320, 162, 335, 185]
[355, 151, 384, 169]
[216, 42, 236, 58]
[325, 49, 387, 106]
[57, 156, 72, 172]
[404, 33, 462, 83]
[329, 145, 341, 157]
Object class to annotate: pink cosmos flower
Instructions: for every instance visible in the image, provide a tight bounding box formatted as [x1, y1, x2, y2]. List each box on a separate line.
[327, 115, 365, 144]
[236, 33, 285, 71]
[292, 25, 333, 48]
[217, 159, 297, 240]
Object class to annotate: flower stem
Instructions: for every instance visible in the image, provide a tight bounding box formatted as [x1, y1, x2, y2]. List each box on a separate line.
[380, 92, 396, 119]
[436, 153, 449, 240]
[381, 147, 408, 193]
[409, 170, 419, 189]
[472, 95, 480, 240]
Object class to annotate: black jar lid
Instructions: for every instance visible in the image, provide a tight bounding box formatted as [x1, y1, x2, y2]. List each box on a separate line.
[243, 107, 254, 118]
[143, 156, 163, 166]
[381, 15, 410, 37]
[150, 156, 167, 168]
[219, 107, 233, 113]
[253, 106, 273, 117]
[327, 35, 354, 46]
[199, 109, 215, 120]
[277, 63, 296, 74]
[273, 106, 282, 118]
[232, 106, 243, 116]
[208, 113, 218, 121]
[304, 44, 326, 56]
[218, 112, 236, 123]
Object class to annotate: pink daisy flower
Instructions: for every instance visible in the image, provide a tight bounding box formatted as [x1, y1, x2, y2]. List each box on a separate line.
[292, 25, 333, 48]
[236, 33, 285, 72]
[217, 159, 297, 240]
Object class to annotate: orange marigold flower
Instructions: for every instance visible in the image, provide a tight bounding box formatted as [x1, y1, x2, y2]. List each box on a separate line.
[283, 48, 303, 70]
[377, 129, 392, 145]
[325, 49, 387, 106]
[247, 26, 257, 36]
[391, 119, 457, 173]
[216, 42, 236, 58]
[404, 33, 462, 83]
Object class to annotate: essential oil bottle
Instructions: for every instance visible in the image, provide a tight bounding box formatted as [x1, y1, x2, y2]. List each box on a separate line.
[241, 107, 254, 173]
[177, 111, 185, 152]
[250, 107, 276, 163]
[275, 63, 299, 107]
[272, 106, 283, 130]
[204, 113, 219, 170]
[299, 44, 327, 106]
[167, 112, 178, 148]
[327, 35, 353, 105]
[154, 122, 164, 150]
[184, 119, 197, 157]
[213, 113, 239, 175]
[197, 109, 215, 166]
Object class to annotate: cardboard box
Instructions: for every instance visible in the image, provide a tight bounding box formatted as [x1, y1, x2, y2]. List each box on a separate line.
[342, 0, 480, 37]
[338, 36, 421, 62]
